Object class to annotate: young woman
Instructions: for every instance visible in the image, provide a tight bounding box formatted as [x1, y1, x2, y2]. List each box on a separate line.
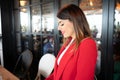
[45, 4, 97, 80]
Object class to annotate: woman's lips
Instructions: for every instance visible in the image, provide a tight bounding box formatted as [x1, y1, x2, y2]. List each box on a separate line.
[61, 31, 65, 35]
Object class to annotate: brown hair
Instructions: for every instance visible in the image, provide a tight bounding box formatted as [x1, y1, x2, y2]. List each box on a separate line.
[57, 4, 92, 48]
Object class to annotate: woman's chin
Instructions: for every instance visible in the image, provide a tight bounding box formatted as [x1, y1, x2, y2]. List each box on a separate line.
[63, 35, 69, 38]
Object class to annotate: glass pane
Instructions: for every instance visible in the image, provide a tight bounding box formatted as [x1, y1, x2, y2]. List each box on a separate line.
[80, 0, 102, 39]
[16, 33, 22, 53]
[0, 38, 3, 66]
[19, 0, 29, 7]
[21, 34, 29, 50]
[20, 7, 29, 33]
[113, 0, 120, 79]
[42, 36, 54, 55]
[31, 0, 40, 4]
[41, 0, 53, 2]
[42, 2, 54, 34]
[31, 6, 41, 33]
[33, 35, 42, 60]
[79, 0, 102, 75]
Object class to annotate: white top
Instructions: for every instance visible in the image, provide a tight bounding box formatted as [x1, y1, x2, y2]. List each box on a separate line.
[57, 39, 74, 65]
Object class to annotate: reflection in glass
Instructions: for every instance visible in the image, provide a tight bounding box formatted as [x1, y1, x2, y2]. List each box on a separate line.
[20, 7, 29, 32]
[19, 0, 29, 6]
[31, 0, 40, 4]
[33, 35, 41, 52]
[42, 2, 54, 34]
[42, 36, 54, 55]
[31, 6, 41, 33]
[113, 1, 120, 80]
[21, 34, 29, 50]
[41, 0, 53, 2]
[16, 33, 22, 53]
[32, 35, 42, 61]
[114, 2, 120, 39]
[79, 0, 102, 75]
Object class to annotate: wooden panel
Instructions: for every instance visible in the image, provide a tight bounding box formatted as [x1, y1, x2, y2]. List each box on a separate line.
[0, 66, 19, 80]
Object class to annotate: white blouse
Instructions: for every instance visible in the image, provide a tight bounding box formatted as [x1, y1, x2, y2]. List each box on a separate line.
[57, 39, 74, 65]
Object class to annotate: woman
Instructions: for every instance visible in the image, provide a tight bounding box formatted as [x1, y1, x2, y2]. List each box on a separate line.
[45, 4, 97, 80]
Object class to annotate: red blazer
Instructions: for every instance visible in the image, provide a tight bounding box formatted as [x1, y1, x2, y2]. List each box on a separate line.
[45, 38, 97, 80]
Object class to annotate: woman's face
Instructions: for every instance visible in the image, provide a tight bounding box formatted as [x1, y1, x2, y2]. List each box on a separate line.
[58, 19, 76, 39]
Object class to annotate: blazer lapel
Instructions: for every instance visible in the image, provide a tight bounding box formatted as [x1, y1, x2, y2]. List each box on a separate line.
[55, 44, 75, 80]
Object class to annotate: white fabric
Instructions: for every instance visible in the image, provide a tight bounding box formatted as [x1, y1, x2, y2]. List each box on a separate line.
[38, 53, 56, 78]
[57, 39, 74, 65]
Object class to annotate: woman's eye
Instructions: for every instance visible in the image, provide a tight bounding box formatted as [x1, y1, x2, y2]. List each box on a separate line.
[60, 24, 64, 26]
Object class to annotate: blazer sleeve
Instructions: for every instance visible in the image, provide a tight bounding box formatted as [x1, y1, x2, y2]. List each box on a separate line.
[75, 39, 97, 80]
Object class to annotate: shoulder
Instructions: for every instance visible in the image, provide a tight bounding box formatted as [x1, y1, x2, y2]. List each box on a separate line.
[77, 37, 97, 56]
[81, 37, 96, 44]
[79, 37, 97, 48]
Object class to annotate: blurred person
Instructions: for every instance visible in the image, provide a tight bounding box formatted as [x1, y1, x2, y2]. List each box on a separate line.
[43, 37, 54, 54]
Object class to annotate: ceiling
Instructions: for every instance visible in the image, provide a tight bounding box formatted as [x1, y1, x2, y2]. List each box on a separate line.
[79, 0, 102, 15]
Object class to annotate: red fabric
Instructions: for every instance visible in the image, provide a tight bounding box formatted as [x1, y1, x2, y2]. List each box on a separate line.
[45, 38, 97, 80]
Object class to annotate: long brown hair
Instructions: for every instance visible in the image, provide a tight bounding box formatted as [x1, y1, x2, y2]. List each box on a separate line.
[57, 4, 92, 48]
